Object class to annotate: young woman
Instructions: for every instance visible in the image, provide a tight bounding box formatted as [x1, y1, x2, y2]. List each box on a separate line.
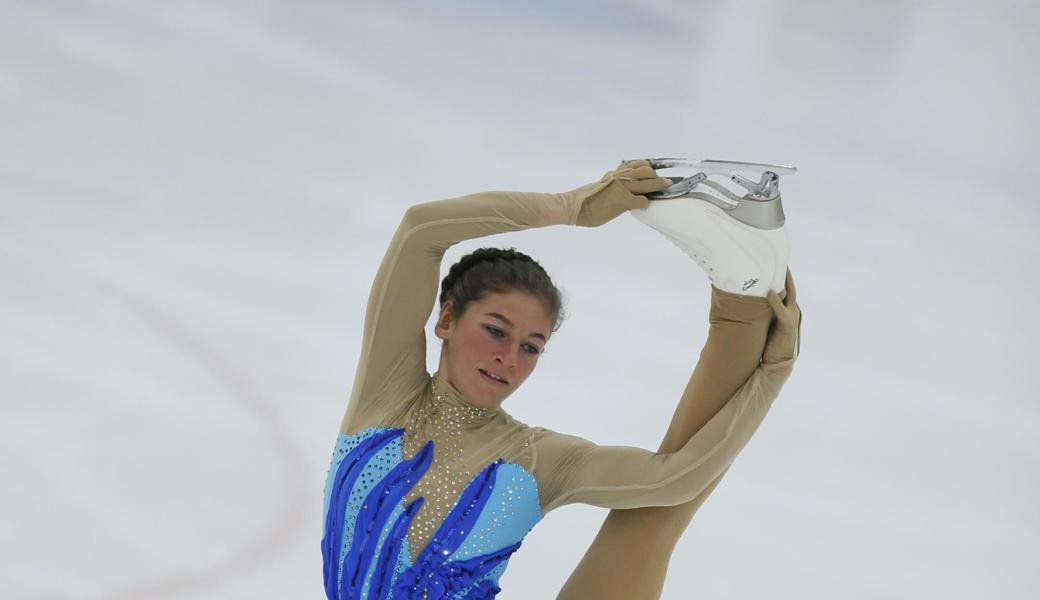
[321, 160, 801, 599]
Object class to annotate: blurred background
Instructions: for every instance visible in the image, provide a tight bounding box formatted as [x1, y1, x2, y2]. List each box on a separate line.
[2, 0, 1037, 598]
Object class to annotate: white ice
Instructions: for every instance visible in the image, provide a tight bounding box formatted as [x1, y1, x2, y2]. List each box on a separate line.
[1, 1, 1037, 598]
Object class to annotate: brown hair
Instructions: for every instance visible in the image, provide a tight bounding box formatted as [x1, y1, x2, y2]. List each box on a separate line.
[439, 247, 565, 335]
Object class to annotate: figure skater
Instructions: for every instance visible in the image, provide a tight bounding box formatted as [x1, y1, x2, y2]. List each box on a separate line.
[321, 159, 802, 599]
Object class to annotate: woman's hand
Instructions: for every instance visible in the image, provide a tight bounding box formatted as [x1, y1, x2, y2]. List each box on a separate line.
[763, 268, 802, 365]
[574, 159, 673, 228]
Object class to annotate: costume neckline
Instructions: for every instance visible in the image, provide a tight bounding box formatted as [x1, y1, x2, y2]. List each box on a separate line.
[430, 371, 501, 425]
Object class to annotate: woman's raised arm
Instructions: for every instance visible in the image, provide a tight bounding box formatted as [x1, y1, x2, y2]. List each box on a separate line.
[339, 161, 672, 432]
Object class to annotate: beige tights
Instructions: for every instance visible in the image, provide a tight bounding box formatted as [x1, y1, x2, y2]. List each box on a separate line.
[556, 287, 776, 599]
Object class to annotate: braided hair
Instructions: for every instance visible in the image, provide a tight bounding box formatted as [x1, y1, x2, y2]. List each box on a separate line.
[439, 247, 565, 335]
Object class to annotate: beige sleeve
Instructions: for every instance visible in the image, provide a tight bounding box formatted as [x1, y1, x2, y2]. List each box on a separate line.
[534, 358, 795, 513]
[339, 187, 597, 432]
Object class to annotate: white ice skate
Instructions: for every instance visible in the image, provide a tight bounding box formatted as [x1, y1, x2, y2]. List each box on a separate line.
[626, 158, 796, 297]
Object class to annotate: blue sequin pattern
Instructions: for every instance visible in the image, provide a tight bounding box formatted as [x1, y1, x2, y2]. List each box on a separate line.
[322, 427, 543, 599]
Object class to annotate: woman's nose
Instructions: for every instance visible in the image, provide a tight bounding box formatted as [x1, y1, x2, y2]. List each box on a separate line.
[495, 346, 518, 368]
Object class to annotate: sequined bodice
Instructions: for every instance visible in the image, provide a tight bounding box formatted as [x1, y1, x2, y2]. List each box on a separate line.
[399, 381, 501, 559]
[322, 380, 543, 599]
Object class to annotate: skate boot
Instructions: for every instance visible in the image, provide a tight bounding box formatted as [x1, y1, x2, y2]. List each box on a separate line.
[625, 158, 796, 297]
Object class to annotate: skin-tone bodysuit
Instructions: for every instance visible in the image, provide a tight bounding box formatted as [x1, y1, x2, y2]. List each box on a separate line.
[323, 162, 800, 599]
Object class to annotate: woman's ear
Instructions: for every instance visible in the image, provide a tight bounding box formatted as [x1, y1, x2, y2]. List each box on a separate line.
[433, 302, 455, 341]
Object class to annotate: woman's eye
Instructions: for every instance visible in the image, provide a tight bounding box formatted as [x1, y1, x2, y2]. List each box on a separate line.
[485, 326, 540, 355]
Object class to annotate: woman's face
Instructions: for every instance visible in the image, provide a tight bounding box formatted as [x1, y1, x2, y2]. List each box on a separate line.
[434, 290, 552, 408]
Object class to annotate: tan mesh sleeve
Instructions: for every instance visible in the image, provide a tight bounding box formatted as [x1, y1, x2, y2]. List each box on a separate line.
[535, 358, 795, 513]
[339, 161, 675, 432]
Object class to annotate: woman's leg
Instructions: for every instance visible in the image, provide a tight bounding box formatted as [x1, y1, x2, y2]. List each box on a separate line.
[557, 286, 776, 600]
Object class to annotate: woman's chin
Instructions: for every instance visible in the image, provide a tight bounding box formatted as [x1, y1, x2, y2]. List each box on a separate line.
[470, 382, 507, 407]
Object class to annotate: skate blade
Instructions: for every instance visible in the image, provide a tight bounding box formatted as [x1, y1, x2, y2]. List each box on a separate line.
[634, 179, 786, 230]
[624, 158, 798, 176]
[621, 157, 797, 202]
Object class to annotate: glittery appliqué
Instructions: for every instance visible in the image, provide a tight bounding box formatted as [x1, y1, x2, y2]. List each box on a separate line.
[400, 379, 496, 556]
[322, 427, 543, 599]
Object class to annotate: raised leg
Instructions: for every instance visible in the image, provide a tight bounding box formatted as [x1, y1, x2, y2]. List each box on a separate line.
[556, 286, 776, 600]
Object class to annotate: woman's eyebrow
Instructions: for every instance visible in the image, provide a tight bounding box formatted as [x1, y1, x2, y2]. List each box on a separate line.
[484, 312, 548, 342]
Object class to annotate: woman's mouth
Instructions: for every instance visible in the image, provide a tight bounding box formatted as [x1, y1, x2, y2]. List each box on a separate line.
[479, 368, 509, 385]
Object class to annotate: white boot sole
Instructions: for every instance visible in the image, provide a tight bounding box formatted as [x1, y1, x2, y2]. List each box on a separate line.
[631, 197, 788, 297]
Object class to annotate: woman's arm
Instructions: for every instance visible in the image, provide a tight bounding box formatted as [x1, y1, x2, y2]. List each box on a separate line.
[339, 162, 671, 432]
[535, 281, 801, 513]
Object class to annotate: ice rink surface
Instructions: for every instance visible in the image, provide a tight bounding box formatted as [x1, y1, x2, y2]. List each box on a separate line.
[2, 1, 1038, 598]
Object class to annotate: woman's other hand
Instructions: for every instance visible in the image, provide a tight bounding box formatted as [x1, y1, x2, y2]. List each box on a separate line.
[574, 159, 672, 227]
[763, 268, 802, 365]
